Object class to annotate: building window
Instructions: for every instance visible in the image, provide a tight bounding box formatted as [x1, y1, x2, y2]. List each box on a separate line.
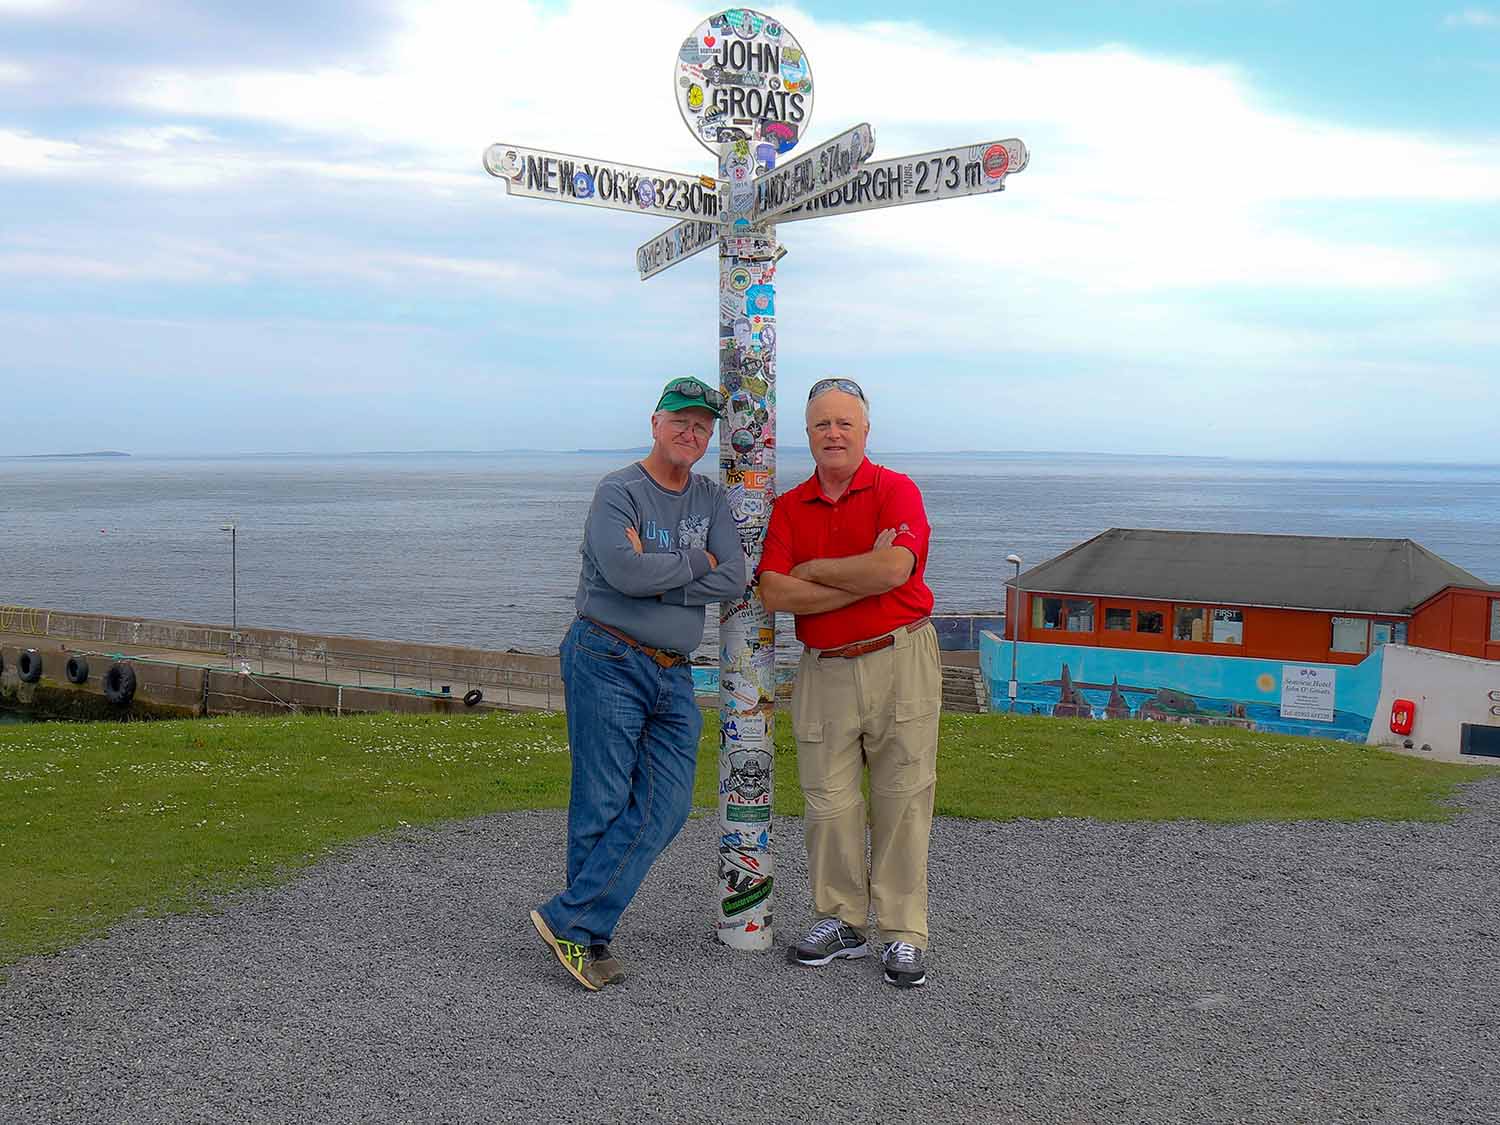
[1491, 600, 1500, 643]
[1033, 597, 1095, 632]
[1104, 607, 1132, 632]
[1174, 606, 1207, 642]
[1395, 621, 1408, 645]
[1137, 610, 1164, 634]
[1331, 616, 1369, 655]
[1210, 608, 1244, 645]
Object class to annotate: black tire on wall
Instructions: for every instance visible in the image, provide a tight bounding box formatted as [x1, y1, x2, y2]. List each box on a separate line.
[66, 656, 90, 684]
[103, 662, 137, 705]
[463, 689, 484, 707]
[17, 649, 43, 684]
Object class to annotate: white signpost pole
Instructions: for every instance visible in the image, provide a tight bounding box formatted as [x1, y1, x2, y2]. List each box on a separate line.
[712, 202, 779, 950]
[675, 6, 815, 950]
[484, 3, 1027, 954]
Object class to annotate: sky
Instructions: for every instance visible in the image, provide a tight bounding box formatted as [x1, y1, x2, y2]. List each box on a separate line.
[1, 0, 1497, 460]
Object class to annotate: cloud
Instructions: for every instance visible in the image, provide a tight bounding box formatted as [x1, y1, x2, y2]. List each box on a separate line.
[73, 0, 1493, 303]
[0, 128, 81, 172]
[1443, 8, 1500, 27]
[117, 3, 1500, 204]
[2, 0, 1497, 458]
[0, 0, 71, 13]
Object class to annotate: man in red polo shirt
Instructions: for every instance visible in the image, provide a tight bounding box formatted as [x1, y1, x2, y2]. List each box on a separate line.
[758, 377, 941, 989]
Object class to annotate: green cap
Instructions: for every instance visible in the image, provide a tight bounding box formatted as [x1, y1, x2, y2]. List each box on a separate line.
[656, 376, 726, 417]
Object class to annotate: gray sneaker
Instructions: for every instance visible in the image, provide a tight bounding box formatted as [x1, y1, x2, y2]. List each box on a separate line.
[881, 941, 927, 988]
[788, 918, 868, 966]
[589, 943, 626, 986]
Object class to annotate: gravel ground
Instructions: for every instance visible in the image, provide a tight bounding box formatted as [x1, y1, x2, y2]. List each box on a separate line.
[3, 777, 1499, 1125]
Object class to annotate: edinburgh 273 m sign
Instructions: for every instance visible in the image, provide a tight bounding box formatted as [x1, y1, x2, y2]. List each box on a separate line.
[482, 7, 1028, 952]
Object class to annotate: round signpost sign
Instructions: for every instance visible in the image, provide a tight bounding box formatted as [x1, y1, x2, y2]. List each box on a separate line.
[675, 8, 813, 170]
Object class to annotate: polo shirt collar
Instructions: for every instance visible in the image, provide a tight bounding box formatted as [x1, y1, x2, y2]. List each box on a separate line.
[798, 457, 876, 504]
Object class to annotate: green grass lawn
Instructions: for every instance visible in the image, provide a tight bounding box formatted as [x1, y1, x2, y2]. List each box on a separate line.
[1, 709, 1490, 969]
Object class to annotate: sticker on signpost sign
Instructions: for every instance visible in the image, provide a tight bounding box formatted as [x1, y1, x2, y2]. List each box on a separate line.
[982, 143, 1011, 179]
[676, 8, 813, 154]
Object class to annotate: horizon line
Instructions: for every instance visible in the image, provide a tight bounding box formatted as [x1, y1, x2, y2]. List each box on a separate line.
[5, 448, 1500, 469]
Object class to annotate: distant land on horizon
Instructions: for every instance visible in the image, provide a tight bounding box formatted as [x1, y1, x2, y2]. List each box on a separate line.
[4, 448, 1499, 469]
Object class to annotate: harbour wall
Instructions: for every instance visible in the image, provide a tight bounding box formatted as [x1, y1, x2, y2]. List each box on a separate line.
[0, 603, 564, 719]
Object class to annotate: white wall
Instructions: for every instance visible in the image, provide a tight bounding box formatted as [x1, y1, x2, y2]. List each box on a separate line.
[1368, 645, 1500, 763]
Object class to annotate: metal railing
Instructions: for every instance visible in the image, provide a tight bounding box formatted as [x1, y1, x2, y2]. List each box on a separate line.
[219, 636, 564, 707]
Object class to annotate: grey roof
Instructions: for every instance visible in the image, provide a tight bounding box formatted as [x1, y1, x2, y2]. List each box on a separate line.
[1012, 528, 1493, 615]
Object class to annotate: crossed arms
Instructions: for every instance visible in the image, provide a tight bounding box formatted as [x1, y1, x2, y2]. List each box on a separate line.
[585, 480, 745, 605]
[759, 528, 916, 614]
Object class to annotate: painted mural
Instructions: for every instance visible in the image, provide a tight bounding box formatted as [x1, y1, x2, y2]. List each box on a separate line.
[979, 636, 1384, 743]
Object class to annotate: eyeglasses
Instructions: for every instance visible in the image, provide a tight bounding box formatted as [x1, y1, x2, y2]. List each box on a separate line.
[807, 377, 867, 403]
[663, 378, 726, 412]
[665, 415, 715, 441]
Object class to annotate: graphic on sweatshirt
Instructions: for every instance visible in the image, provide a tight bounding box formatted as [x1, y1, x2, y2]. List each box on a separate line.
[679, 514, 711, 549]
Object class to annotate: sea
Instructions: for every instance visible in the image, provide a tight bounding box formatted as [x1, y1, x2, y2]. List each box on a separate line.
[3, 451, 1498, 662]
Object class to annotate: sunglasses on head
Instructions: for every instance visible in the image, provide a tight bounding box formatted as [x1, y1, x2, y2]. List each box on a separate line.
[664, 378, 726, 412]
[808, 377, 867, 403]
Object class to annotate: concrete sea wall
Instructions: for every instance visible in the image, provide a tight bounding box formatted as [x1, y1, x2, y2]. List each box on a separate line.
[0, 603, 564, 720]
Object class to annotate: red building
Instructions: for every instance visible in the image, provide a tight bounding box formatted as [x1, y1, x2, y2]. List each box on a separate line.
[1006, 529, 1500, 665]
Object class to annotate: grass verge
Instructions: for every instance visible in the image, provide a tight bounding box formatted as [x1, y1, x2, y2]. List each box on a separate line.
[1, 709, 1489, 968]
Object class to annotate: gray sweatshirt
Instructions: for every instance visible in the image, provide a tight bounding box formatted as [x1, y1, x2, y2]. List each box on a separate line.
[574, 463, 747, 654]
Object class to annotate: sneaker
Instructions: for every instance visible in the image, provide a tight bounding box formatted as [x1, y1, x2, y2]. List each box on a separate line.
[589, 943, 626, 986]
[787, 918, 869, 966]
[529, 909, 599, 992]
[881, 941, 927, 989]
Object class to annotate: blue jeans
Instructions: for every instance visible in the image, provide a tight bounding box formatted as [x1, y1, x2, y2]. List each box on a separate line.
[537, 618, 702, 945]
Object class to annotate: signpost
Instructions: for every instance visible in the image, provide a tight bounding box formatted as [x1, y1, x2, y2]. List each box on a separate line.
[483, 6, 1028, 953]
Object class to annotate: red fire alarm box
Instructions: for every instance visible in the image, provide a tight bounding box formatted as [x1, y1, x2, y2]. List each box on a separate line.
[1390, 698, 1415, 736]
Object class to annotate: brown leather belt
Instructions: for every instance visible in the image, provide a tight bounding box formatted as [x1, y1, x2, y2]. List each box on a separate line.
[582, 617, 690, 668]
[816, 618, 931, 660]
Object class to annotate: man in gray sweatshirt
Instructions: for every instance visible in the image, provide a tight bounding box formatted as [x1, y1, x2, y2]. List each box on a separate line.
[530, 376, 746, 990]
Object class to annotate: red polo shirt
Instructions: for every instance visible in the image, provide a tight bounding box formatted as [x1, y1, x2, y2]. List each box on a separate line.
[758, 457, 934, 649]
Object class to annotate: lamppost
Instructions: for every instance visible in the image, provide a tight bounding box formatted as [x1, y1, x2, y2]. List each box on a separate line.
[220, 522, 237, 656]
[1005, 553, 1023, 711]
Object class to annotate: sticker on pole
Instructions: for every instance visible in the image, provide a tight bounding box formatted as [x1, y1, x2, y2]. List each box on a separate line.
[676, 8, 813, 169]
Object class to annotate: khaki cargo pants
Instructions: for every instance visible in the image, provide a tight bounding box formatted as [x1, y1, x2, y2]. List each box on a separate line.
[790, 621, 941, 947]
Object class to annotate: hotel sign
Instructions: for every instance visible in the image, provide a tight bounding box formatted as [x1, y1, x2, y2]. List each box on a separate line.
[1280, 665, 1336, 723]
